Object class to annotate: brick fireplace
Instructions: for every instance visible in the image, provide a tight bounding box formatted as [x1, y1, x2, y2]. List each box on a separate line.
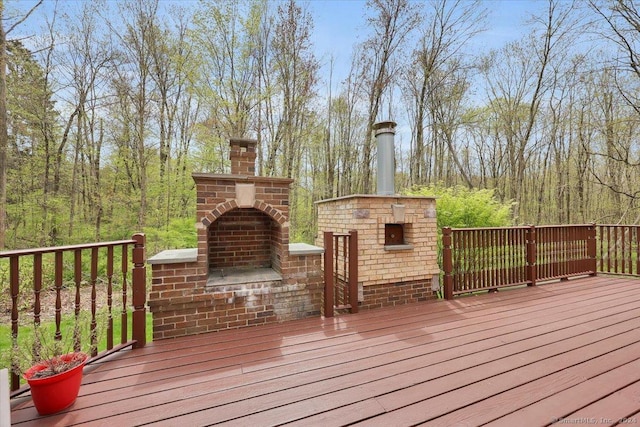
[196, 138, 290, 282]
[147, 139, 324, 340]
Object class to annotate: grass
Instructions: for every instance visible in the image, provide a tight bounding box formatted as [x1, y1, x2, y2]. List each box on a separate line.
[1, 310, 153, 385]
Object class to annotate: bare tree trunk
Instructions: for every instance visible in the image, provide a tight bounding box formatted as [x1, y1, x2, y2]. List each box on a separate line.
[0, 0, 43, 248]
[0, 5, 7, 249]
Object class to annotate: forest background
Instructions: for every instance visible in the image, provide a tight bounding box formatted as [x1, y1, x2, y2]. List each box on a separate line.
[1, 0, 640, 255]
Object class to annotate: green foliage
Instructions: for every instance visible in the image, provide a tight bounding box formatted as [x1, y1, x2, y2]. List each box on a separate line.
[405, 184, 514, 299]
[290, 186, 316, 244]
[405, 184, 514, 230]
[143, 217, 197, 254]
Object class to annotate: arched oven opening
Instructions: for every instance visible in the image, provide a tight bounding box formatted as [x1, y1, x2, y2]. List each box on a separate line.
[207, 207, 283, 286]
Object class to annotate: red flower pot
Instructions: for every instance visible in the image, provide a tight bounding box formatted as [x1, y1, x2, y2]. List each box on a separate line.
[23, 352, 88, 415]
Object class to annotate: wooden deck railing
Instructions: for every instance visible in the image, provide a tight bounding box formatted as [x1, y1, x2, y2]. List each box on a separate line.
[442, 225, 597, 299]
[597, 224, 640, 275]
[323, 230, 358, 317]
[535, 225, 597, 281]
[2, 233, 146, 393]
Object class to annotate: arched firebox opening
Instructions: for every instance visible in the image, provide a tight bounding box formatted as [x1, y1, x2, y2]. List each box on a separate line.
[207, 207, 284, 286]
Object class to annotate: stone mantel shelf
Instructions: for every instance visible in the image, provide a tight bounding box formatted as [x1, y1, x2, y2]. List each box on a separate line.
[148, 243, 324, 266]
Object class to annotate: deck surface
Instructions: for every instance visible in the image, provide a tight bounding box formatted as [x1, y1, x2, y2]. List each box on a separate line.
[10, 275, 640, 426]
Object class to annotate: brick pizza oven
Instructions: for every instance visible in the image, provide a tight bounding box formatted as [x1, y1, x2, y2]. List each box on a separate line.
[147, 139, 324, 340]
[316, 121, 440, 309]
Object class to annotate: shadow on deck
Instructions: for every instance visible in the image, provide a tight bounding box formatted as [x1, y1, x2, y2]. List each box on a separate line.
[11, 275, 640, 426]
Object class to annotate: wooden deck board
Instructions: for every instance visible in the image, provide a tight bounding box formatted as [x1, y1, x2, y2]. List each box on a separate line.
[561, 380, 640, 425]
[10, 275, 640, 426]
[425, 352, 640, 426]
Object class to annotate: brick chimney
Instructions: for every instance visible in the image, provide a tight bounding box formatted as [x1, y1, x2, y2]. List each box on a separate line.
[230, 138, 257, 175]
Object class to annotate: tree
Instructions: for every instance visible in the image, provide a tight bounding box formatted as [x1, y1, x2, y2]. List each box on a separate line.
[56, 1, 115, 239]
[403, 0, 486, 187]
[588, 0, 640, 219]
[262, 0, 319, 179]
[0, 0, 42, 248]
[356, 0, 420, 194]
[479, 0, 580, 221]
[107, 0, 161, 229]
[190, 0, 266, 170]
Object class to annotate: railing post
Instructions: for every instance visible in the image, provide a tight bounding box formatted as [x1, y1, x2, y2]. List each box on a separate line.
[443, 227, 453, 300]
[131, 233, 146, 348]
[323, 231, 334, 318]
[526, 225, 537, 287]
[10, 256, 19, 391]
[588, 223, 597, 276]
[348, 230, 359, 314]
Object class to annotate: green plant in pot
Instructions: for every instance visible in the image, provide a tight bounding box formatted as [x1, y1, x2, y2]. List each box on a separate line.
[12, 323, 91, 416]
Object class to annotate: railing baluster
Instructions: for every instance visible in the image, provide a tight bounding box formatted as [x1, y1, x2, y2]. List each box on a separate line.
[507, 228, 512, 285]
[589, 224, 597, 275]
[492, 229, 497, 287]
[90, 247, 98, 356]
[499, 228, 505, 286]
[490, 229, 495, 286]
[33, 254, 42, 327]
[613, 226, 618, 273]
[627, 226, 632, 274]
[598, 225, 603, 272]
[451, 230, 458, 292]
[107, 245, 114, 350]
[607, 226, 611, 272]
[467, 229, 471, 290]
[562, 226, 566, 274]
[74, 249, 82, 352]
[54, 251, 63, 341]
[620, 226, 627, 273]
[465, 229, 469, 290]
[553, 227, 557, 278]
[471, 229, 477, 291]
[121, 244, 128, 345]
[482, 229, 486, 288]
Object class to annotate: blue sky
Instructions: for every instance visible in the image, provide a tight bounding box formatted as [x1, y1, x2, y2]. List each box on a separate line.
[309, 0, 549, 84]
[12, 0, 546, 72]
[7, 0, 557, 152]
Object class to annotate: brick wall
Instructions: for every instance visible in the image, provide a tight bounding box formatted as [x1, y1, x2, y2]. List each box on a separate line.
[148, 253, 323, 340]
[229, 138, 257, 175]
[208, 209, 274, 270]
[360, 279, 435, 310]
[275, 253, 324, 319]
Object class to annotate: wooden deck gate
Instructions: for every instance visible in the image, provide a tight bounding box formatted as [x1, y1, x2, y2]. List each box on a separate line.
[323, 230, 358, 317]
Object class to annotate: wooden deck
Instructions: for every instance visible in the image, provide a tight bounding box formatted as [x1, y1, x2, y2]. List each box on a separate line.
[10, 275, 640, 426]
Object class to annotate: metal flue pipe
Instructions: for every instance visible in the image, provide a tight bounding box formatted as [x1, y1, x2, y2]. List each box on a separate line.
[373, 121, 397, 196]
